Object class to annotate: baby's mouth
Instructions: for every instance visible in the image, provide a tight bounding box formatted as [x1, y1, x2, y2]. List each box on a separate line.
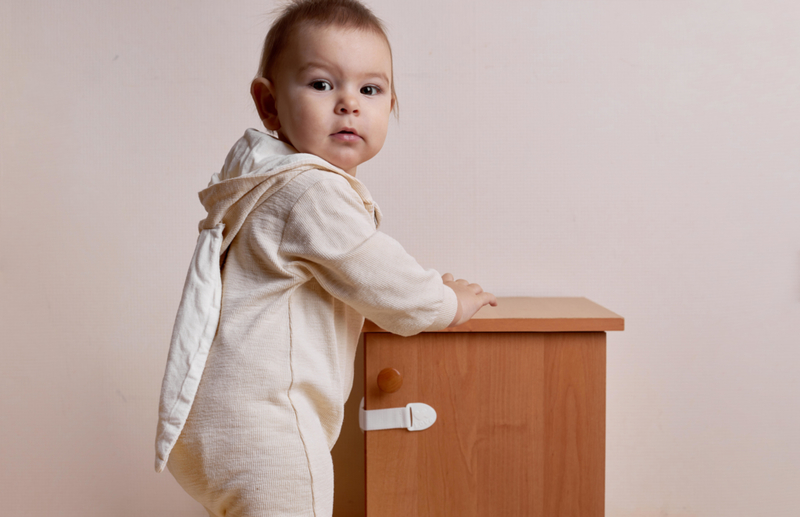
[332, 128, 361, 141]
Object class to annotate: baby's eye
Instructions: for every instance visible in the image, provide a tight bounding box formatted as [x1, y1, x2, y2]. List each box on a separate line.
[360, 85, 381, 96]
[311, 80, 332, 91]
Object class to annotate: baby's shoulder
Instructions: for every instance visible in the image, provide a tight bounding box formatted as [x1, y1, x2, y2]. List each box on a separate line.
[282, 168, 375, 229]
[264, 168, 351, 213]
[288, 167, 363, 205]
[294, 167, 352, 191]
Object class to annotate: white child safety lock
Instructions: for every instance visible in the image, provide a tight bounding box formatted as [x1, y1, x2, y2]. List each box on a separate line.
[358, 398, 437, 432]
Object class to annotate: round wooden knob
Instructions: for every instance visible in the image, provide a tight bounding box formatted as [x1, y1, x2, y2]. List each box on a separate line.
[377, 368, 403, 393]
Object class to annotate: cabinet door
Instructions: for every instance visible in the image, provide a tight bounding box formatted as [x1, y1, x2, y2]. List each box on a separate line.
[364, 332, 605, 517]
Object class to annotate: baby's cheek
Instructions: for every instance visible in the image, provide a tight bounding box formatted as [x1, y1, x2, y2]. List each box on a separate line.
[374, 121, 390, 146]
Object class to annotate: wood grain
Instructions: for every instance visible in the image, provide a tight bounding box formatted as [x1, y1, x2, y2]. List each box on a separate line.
[362, 297, 624, 333]
[364, 331, 606, 517]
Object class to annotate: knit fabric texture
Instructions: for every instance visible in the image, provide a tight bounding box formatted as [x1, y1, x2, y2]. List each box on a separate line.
[156, 129, 457, 516]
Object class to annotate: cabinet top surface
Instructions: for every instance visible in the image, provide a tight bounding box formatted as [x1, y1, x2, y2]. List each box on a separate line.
[363, 297, 624, 333]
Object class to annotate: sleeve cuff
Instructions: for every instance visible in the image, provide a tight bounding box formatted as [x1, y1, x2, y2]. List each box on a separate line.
[425, 284, 458, 332]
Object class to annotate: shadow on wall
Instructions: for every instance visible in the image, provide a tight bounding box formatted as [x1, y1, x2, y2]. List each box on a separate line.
[331, 336, 366, 517]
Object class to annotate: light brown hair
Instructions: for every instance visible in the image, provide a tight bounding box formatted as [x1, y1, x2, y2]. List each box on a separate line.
[256, 0, 397, 113]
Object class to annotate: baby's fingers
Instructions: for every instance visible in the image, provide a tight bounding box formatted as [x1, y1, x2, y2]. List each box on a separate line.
[482, 292, 498, 307]
[442, 273, 454, 283]
[469, 282, 484, 295]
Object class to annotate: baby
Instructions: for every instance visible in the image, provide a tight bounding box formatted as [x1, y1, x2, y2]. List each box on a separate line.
[155, 0, 496, 516]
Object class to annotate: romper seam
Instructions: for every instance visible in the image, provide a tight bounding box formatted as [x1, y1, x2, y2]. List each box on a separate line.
[286, 295, 318, 517]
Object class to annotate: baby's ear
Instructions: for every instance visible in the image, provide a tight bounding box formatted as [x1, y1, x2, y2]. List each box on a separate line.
[251, 78, 281, 131]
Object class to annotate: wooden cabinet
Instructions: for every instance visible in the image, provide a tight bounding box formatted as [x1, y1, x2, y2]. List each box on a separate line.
[361, 298, 623, 517]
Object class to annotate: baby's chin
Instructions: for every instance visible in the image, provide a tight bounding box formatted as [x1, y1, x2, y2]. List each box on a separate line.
[330, 160, 358, 176]
[280, 138, 366, 175]
[319, 153, 365, 176]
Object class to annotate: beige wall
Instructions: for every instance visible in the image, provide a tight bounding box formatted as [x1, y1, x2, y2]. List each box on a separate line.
[2, 1, 799, 516]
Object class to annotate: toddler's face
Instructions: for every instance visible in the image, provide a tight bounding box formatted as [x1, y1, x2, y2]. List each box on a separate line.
[256, 24, 394, 176]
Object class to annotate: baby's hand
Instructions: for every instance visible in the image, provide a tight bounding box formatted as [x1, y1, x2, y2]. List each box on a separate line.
[442, 273, 498, 327]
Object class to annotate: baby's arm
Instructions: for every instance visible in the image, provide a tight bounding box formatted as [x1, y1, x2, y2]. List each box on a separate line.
[441, 273, 498, 327]
[281, 175, 491, 335]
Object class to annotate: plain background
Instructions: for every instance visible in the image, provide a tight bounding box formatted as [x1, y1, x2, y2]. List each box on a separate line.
[2, 1, 799, 516]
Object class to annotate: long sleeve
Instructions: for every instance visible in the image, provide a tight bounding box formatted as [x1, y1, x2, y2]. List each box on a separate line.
[279, 176, 457, 336]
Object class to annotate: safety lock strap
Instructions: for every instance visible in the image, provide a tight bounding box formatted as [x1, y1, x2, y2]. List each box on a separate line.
[359, 398, 437, 432]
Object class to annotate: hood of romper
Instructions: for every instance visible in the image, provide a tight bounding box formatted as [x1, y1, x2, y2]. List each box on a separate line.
[195, 128, 379, 255]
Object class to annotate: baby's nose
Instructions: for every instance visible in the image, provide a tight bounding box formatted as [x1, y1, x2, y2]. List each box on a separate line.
[337, 95, 359, 114]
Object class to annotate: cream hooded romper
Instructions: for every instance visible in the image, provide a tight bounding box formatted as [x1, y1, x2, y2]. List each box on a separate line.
[155, 129, 457, 517]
